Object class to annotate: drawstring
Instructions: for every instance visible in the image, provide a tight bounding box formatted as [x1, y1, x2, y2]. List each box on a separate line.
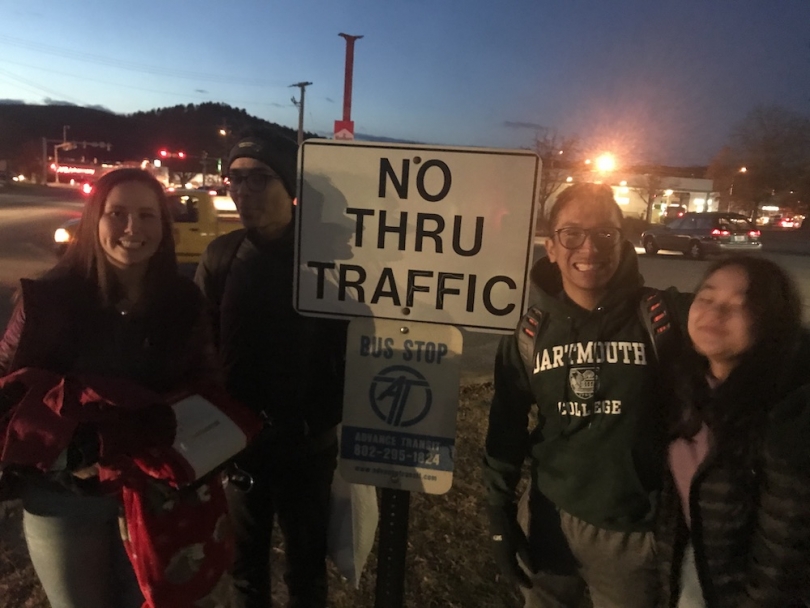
[560, 316, 575, 430]
[589, 306, 607, 430]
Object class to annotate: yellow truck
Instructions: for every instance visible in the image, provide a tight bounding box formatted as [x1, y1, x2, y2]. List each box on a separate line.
[54, 189, 242, 263]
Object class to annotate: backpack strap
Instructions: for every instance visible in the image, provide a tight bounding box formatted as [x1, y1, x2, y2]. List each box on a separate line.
[516, 306, 546, 377]
[638, 287, 677, 365]
[210, 230, 247, 310]
[517, 288, 678, 377]
[205, 230, 247, 348]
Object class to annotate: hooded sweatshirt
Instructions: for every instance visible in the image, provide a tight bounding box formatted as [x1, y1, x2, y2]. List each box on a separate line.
[483, 242, 688, 532]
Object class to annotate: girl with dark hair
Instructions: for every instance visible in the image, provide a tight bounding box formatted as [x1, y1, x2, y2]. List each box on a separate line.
[0, 168, 226, 607]
[656, 255, 810, 607]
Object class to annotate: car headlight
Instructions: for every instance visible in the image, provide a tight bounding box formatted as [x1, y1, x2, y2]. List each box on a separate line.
[54, 228, 72, 244]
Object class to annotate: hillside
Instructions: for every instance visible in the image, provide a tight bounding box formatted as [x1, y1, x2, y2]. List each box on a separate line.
[0, 102, 313, 178]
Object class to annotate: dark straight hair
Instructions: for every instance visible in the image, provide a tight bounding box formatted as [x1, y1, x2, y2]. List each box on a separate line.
[547, 182, 623, 230]
[53, 168, 178, 306]
[671, 255, 803, 456]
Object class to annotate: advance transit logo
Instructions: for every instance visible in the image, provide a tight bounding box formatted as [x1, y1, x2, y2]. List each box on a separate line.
[340, 319, 462, 494]
[370, 365, 432, 427]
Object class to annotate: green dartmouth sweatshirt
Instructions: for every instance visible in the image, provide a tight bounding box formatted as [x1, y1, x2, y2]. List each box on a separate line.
[483, 242, 690, 532]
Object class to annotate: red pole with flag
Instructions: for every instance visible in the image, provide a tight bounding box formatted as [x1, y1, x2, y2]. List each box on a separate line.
[334, 33, 363, 140]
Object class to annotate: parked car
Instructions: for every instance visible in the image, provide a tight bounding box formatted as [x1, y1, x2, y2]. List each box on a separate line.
[54, 189, 242, 262]
[641, 212, 762, 259]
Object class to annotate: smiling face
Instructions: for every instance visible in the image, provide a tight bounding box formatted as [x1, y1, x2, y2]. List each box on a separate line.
[688, 264, 755, 380]
[545, 197, 623, 309]
[97, 181, 163, 270]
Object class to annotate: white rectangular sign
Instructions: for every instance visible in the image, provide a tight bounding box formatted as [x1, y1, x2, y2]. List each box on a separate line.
[294, 140, 540, 332]
[339, 318, 462, 494]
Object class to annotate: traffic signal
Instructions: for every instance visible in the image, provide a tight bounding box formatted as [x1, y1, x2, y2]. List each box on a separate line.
[157, 149, 188, 159]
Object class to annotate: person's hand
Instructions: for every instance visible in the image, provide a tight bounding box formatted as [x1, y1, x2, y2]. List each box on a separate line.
[487, 503, 536, 588]
[71, 464, 100, 479]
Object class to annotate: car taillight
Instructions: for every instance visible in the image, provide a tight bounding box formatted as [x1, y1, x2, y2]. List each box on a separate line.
[711, 229, 730, 236]
[749, 230, 760, 237]
[81, 183, 93, 195]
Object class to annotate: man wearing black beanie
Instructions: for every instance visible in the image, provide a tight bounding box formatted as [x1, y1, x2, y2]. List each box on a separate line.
[195, 127, 346, 607]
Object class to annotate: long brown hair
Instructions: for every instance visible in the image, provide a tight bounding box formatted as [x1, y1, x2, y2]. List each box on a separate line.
[54, 168, 177, 306]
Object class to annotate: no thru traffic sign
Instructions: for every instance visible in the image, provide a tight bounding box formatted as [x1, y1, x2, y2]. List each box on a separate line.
[294, 140, 540, 332]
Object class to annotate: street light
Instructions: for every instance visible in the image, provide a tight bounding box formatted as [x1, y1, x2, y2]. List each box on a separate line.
[595, 153, 616, 173]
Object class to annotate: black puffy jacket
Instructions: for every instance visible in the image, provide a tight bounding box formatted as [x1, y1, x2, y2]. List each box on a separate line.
[656, 346, 810, 607]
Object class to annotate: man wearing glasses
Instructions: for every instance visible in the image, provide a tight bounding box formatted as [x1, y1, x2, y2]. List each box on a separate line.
[195, 129, 346, 607]
[483, 183, 689, 607]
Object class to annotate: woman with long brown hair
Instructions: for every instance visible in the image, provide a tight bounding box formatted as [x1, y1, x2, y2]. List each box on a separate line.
[656, 255, 810, 607]
[0, 168, 222, 607]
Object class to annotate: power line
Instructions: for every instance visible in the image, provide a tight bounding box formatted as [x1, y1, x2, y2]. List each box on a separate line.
[0, 68, 87, 106]
[0, 60, 297, 109]
[0, 34, 289, 88]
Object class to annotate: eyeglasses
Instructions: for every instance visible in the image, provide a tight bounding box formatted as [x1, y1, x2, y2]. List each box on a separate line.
[227, 171, 280, 193]
[554, 227, 622, 250]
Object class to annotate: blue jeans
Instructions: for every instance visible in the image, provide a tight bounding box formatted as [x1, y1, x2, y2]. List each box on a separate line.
[22, 483, 143, 608]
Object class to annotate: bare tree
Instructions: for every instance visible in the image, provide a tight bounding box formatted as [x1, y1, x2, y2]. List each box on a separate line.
[716, 105, 810, 218]
[533, 128, 579, 225]
[636, 173, 664, 223]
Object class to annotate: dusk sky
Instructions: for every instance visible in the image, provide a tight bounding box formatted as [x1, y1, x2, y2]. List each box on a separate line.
[2, 1, 809, 166]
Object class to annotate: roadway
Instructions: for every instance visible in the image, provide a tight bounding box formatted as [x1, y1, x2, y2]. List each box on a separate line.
[3, 188, 810, 384]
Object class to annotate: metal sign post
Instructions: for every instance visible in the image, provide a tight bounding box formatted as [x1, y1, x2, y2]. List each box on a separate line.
[374, 488, 410, 608]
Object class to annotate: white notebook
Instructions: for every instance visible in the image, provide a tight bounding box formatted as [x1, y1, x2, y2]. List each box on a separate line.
[171, 394, 248, 480]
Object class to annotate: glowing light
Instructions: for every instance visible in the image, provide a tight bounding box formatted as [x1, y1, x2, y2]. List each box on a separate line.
[56, 166, 95, 175]
[664, 189, 674, 196]
[619, 180, 627, 186]
[54, 228, 71, 243]
[566, 176, 573, 183]
[213, 197, 237, 212]
[616, 197, 630, 205]
[595, 153, 615, 172]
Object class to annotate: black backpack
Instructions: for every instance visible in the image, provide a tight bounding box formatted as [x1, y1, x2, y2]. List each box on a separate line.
[515, 287, 678, 375]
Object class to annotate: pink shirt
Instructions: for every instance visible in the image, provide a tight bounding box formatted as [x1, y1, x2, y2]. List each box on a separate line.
[668, 423, 711, 528]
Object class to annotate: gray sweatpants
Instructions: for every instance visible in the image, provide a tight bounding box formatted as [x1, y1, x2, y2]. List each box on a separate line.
[517, 488, 659, 608]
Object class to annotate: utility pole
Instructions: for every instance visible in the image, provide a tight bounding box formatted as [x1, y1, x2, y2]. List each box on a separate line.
[41, 137, 48, 184]
[62, 125, 70, 142]
[289, 81, 313, 146]
[335, 33, 363, 140]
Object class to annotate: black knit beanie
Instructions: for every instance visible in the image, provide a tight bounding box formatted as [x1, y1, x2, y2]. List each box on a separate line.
[226, 135, 298, 199]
